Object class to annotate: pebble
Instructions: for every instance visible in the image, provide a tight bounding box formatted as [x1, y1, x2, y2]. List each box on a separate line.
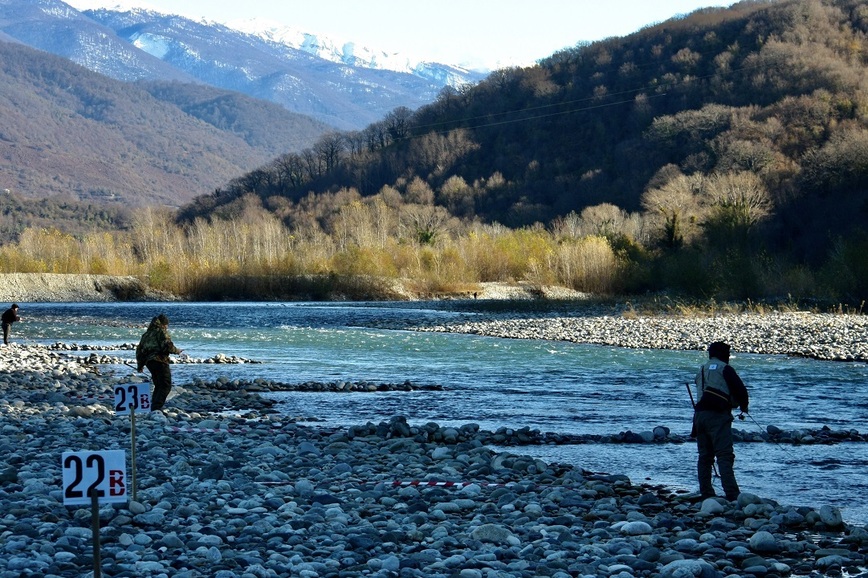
[0, 343, 866, 578]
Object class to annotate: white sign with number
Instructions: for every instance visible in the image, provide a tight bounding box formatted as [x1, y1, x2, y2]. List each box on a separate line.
[114, 383, 151, 415]
[62, 450, 128, 506]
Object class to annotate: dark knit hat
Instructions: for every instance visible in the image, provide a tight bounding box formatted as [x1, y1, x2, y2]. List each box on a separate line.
[708, 341, 731, 361]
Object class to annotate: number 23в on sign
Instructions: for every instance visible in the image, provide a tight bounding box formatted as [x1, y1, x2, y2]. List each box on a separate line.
[114, 383, 151, 415]
[62, 450, 128, 506]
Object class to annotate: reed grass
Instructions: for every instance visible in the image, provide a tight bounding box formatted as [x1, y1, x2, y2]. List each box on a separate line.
[0, 205, 863, 306]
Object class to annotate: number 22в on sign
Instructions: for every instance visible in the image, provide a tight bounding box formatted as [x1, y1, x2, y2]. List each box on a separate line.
[61, 450, 128, 506]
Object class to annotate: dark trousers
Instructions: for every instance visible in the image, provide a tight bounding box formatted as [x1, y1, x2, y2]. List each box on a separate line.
[2, 323, 10, 345]
[695, 410, 740, 500]
[145, 360, 173, 411]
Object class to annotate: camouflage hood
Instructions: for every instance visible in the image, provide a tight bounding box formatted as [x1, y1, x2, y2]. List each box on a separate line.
[136, 315, 175, 370]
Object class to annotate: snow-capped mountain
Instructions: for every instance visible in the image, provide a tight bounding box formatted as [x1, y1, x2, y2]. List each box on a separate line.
[0, 0, 487, 129]
[229, 18, 483, 88]
[0, 0, 193, 82]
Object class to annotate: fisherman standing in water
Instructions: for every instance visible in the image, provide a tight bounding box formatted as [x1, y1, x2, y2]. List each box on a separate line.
[694, 341, 749, 501]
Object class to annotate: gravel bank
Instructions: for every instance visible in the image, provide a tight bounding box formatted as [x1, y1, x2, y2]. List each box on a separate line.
[0, 273, 170, 303]
[0, 274, 575, 303]
[367, 309, 868, 362]
[1, 344, 867, 577]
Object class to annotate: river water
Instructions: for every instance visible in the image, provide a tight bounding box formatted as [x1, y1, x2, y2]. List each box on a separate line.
[18, 302, 868, 524]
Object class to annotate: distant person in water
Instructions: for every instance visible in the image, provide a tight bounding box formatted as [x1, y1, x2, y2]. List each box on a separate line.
[693, 341, 749, 501]
[136, 314, 182, 411]
[1, 303, 20, 345]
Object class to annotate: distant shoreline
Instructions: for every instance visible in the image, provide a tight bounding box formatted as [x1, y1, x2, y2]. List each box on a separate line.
[0, 273, 171, 303]
[5, 273, 865, 363]
[0, 273, 585, 303]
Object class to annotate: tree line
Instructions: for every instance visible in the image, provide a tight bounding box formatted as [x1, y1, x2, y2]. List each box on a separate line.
[1, 176, 864, 303]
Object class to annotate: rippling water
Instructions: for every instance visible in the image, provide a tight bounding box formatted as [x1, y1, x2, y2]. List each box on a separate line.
[19, 302, 868, 524]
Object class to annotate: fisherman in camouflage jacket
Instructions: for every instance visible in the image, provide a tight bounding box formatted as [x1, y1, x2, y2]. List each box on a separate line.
[136, 314, 182, 411]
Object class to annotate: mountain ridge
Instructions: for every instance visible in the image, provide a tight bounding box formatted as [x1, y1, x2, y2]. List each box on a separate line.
[0, 39, 330, 211]
[0, 0, 486, 130]
[227, 17, 486, 85]
[82, 6, 485, 129]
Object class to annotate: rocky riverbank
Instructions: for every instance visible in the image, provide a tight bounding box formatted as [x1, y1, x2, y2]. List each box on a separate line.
[1, 344, 867, 577]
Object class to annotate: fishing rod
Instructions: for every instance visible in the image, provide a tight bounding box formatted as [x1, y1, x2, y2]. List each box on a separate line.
[737, 411, 800, 460]
[685, 382, 696, 410]
[684, 382, 720, 479]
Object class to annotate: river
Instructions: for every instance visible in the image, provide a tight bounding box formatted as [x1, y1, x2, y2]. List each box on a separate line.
[17, 301, 868, 524]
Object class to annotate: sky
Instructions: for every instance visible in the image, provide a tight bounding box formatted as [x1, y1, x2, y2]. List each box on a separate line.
[65, 0, 736, 70]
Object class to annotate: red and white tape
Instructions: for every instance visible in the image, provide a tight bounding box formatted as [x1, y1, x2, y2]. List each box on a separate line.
[257, 479, 516, 488]
[165, 426, 248, 433]
[390, 480, 513, 488]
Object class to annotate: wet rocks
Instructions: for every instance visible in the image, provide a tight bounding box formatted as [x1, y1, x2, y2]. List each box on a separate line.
[475, 423, 868, 447]
[1, 344, 866, 578]
[191, 376, 444, 393]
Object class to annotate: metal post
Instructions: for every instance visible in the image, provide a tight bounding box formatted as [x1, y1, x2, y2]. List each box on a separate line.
[130, 405, 137, 502]
[90, 490, 101, 578]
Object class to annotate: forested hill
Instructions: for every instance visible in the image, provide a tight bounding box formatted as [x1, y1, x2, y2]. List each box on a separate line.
[180, 0, 868, 293]
[0, 40, 331, 208]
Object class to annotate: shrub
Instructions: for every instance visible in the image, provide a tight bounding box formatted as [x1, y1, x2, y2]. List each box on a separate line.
[555, 235, 620, 294]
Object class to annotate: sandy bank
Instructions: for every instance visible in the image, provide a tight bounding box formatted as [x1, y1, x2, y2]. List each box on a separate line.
[0, 273, 586, 303]
[0, 273, 172, 303]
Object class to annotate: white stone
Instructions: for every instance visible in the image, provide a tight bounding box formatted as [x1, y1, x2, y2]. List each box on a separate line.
[620, 521, 653, 535]
[749, 530, 779, 552]
[700, 498, 725, 515]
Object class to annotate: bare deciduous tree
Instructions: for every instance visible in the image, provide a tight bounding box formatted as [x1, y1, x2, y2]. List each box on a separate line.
[641, 174, 705, 248]
[314, 132, 346, 174]
[703, 171, 772, 232]
[404, 176, 435, 205]
[385, 107, 414, 141]
[579, 203, 628, 238]
[400, 204, 452, 245]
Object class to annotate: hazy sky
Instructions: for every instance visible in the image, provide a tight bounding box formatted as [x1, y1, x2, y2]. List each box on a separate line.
[66, 0, 736, 70]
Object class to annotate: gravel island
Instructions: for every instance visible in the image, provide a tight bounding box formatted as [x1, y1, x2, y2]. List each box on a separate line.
[366, 307, 868, 363]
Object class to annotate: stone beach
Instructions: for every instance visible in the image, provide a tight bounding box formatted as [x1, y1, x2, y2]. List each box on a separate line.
[1, 332, 867, 578]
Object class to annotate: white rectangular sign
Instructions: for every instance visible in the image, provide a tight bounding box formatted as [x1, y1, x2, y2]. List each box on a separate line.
[114, 383, 151, 415]
[62, 450, 128, 506]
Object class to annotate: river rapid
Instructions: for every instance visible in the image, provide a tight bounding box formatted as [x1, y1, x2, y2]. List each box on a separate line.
[17, 301, 868, 524]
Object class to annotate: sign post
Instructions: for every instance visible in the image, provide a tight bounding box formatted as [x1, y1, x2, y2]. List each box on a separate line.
[114, 383, 150, 501]
[91, 491, 101, 578]
[62, 450, 128, 578]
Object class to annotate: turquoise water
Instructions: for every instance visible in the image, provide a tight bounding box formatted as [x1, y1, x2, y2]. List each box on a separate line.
[17, 302, 868, 524]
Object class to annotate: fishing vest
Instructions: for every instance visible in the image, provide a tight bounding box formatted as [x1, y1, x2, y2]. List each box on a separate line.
[699, 357, 738, 407]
